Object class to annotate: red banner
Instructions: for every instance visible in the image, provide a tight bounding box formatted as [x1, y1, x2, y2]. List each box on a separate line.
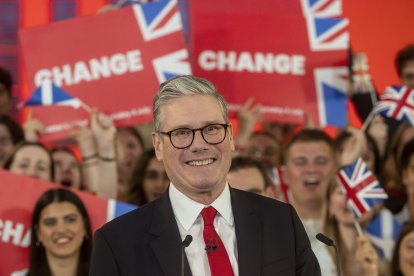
[0, 169, 135, 275]
[19, 0, 190, 141]
[190, 0, 349, 127]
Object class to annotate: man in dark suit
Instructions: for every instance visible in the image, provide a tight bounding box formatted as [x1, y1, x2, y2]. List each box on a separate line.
[90, 75, 321, 275]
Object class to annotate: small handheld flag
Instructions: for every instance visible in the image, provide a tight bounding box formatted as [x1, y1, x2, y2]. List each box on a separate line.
[21, 79, 82, 109]
[373, 85, 414, 126]
[336, 157, 388, 218]
[365, 209, 401, 260]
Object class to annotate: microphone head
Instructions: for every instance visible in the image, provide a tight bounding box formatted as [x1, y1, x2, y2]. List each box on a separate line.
[316, 233, 334, 247]
[182, 235, 193, 248]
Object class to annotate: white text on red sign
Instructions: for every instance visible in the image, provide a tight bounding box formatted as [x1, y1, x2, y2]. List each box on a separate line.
[34, 49, 144, 87]
[198, 50, 305, 75]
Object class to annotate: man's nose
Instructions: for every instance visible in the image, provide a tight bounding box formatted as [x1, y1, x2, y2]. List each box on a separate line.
[190, 130, 208, 149]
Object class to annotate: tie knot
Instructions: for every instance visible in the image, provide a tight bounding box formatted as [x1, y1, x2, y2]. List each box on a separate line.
[201, 206, 217, 226]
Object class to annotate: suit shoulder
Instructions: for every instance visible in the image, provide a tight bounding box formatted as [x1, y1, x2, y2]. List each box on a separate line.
[98, 200, 156, 238]
[232, 188, 291, 211]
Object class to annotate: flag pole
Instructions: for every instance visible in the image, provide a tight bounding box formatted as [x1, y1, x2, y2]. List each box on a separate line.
[347, 201, 364, 236]
[353, 220, 364, 236]
[361, 109, 375, 132]
[80, 102, 92, 113]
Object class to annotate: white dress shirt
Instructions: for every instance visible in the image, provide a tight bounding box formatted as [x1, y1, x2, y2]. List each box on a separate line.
[302, 219, 337, 276]
[169, 183, 239, 276]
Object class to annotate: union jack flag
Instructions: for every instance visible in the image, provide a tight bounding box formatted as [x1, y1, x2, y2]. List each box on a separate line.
[301, 0, 343, 17]
[21, 79, 82, 109]
[301, 0, 349, 51]
[270, 167, 292, 203]
[133, 0, 181, 41]
[153, 49, 191, 83]
[336, 158, 388, 218]
[373, 85, 414, 126]
[132, 0, 191, 82]
[314, 67, 348, 127]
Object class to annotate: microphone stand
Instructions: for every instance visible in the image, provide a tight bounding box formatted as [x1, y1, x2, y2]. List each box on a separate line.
[316, 233, 342, 276]
[181, 235, 193, 276]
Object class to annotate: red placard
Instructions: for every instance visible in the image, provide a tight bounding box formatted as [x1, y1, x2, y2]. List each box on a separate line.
[0, 169, 135, 275]
[190, 0, 349, 127]
[19, 1, 190, 141]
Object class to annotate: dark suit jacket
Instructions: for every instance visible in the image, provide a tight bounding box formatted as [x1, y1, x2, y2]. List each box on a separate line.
[90, 188, 321, 276]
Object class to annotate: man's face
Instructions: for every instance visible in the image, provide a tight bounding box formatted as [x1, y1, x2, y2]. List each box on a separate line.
[283, 141, 335, 207]
[152, 95, 234, 200]
[228, 167, 266, 195]
[401, 60, 414, 88]
[246, 134, 281, 168]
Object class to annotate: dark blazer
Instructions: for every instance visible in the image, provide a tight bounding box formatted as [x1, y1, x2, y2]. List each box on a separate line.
[90, 188, 321, 276]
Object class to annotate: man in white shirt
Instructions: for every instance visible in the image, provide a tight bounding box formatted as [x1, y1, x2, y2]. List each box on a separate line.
[90, 75, 321, 276]
[282, 129, 338, 275]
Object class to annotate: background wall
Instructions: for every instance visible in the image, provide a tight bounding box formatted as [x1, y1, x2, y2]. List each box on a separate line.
[343, 0, 414, 93]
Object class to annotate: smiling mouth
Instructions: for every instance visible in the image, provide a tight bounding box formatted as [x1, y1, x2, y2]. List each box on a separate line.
[54, 236, 72, 245]
[304, 179, 320, 186]
[186, 158, 215, 166]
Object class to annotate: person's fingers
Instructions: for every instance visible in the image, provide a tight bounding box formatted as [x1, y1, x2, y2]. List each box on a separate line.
[27, 107, 33, 120]
[98, 112, 114, 129]
[241, 97, 254, 111]
[90, 108, 99, 130]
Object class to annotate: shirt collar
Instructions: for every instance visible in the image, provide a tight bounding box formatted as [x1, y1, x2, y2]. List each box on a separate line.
[169, 182, 234, 231]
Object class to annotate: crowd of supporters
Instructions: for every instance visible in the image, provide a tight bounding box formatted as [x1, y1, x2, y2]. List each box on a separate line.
[2, 33, 414, 275]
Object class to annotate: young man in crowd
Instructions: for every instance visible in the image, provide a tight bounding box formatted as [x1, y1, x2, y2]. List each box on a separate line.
[395, 44, 414, 88]
[227, 156, 273, 196]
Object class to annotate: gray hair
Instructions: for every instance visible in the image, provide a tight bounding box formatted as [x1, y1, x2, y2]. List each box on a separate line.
[153, 75, 229, 131]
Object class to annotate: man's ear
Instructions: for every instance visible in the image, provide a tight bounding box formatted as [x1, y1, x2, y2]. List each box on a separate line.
[152, 132, 163, 161]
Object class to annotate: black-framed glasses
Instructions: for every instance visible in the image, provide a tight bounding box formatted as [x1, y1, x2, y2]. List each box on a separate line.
[158, 124, 229, 149]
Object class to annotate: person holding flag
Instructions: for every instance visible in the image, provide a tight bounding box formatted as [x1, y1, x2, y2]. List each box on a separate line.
[321, 179, 380, 276]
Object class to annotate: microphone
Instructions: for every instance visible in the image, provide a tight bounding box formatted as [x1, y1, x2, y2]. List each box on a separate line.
[316, 233, 342, 276]
[181, 235, 192, 276]
[204, 237, 218, 254]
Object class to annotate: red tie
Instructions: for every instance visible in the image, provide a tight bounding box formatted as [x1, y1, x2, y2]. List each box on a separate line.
[201, 206, 234, 276]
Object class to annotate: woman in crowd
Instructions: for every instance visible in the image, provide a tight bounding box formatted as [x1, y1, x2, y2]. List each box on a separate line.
[3, 141, 54, 182]
[364, 133, 382, 177]
[391, 222, 414, 276]
[116, 127, 145, 201]
[382, 123, 414, 214]
[51, 147, 82, 190]
[322, 181, 380, 276]
[0, 114, 24, 165]
[128, 149, 169, 206]
[28, 188, 92, 276]
[366, 115, 389, 160]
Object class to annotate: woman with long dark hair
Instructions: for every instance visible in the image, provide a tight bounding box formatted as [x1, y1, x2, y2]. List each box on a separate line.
[28, 188, 92, 276]
[128, 149, 169, 206]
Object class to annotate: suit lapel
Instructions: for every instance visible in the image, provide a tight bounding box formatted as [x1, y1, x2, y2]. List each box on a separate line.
[149, 192, 192, 276]
[231, 189, 262, 276]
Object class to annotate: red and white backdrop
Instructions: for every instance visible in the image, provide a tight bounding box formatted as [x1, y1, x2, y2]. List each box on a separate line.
[190, 0, 349, 127]
[19, 0, 190, 141]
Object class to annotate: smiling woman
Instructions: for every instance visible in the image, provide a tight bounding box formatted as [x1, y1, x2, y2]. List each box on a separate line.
[3, 141, 54, 182]
[28, 188, 92, 276]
